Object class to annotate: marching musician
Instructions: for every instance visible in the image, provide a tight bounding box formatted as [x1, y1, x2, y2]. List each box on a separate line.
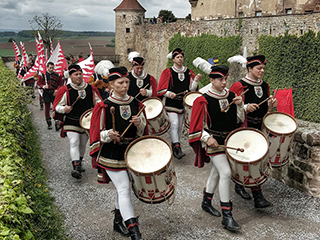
[90, 66, 147, 240]
[189, 65, 244, 232]
[230, 55, 278, 208]
[37, 62, 63, 130]
[53, 64, 102, 179]
[13, 54, 22, 76]
[127, 52, 157, 101]
[157, 48, 201, 159]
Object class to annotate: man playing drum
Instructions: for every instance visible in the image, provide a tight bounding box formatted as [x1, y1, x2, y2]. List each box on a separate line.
[89, 67, 147, 240]
[127, 52, 158, 101]
[157, 48, 201, 159]
[230, 55, 278, 208]
[53, 65, 102, 179]
[189, 65, 244, 232]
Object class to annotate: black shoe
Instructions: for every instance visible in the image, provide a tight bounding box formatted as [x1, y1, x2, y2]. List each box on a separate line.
[113, 209, 130, 237]
[252, 188, 272, 208]
[221, 201, 241, 232]
[79, 157, 85, 173]
[125, 218, 142, 240]
[46, 118, 52, 130]
[172, 142, 185, 159]
[235, 184, 252, 200]
[55, 120, 61, 131]
[201, 189, 221, 217]
[71, 160, 82, 179]
[40, 104, 44, 111]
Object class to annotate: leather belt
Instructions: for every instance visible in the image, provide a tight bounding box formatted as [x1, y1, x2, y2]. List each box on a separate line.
[247, 116, 263, 124]
[204, 128, 230, 138]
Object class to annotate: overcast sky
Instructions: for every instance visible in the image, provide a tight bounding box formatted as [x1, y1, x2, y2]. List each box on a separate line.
[0, 0, 191, 32]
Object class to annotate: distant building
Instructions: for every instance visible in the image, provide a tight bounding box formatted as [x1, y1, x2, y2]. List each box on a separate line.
[189, 0, 320, 20]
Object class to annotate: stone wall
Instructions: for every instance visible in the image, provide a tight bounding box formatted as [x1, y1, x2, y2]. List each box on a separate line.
[271, 120, 320, 198]
[125, 12, 320, 81]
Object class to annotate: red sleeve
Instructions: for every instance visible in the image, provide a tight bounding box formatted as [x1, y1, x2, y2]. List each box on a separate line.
[157, 68, 171, 96]
[149, 75, 158, 97]
[230, 81, 248, 127]
[189, 69, 199, 91]
[91, 85, 103, 103]
[58, 74, 63, 88]
[37, 74, 45, 88]
[188, 96, 210, 168]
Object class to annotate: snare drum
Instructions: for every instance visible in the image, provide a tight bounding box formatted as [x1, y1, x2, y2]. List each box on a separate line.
[183, 91, 202, 128]
[79, 109, 92, 130]
[262, 111, 297, 167]
[225, 128, 270, 187]
[125, 136, 176, 204]
[142, 97, 170, 136]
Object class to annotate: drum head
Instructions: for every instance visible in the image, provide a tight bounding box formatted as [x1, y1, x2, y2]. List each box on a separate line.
[142, 98, 163, 120]
[184, 92, 202, 107]
[80, 109, 92, 130]
[263, 112, 297, 135]
[126, 136, 172, 174]
[226, 129, 268, 163]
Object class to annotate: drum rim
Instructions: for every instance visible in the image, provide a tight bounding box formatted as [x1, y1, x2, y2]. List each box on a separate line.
[79, 108, 92, 130]
[262, 111, 297, 136]
[183, 91, 202, 108]
[225, 127, 269, 164]
[125, 135, 173, 175]
[141, 97, 165, 121]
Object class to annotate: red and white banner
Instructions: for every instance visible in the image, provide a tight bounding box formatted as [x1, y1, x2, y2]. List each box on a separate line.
[12, 40, 21, 61]
[20, 41, 28, 67]
[275, 87, 295, 117]
[47, 41, 67, 76]
[50, 38, 54, 55]
[78, 53, 95, 83]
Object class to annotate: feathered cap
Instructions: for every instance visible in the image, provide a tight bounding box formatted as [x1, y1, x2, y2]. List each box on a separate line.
[94, 60, 114, 77]
[128, 51, 144, 66]
[167, 48, 184, 59]
[209, 65, 229, 79]
[193, 57, 215, 74]
[108, 66, 128, 81]
[246, 55, 266, 68]
[68, 64, 82, 75]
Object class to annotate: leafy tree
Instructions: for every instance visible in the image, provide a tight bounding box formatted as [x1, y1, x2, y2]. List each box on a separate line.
[29, 12, 63, 50]
[158, 10, 177, 23]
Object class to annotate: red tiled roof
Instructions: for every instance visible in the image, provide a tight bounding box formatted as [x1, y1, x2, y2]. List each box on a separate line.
[114, 0, 146, 12]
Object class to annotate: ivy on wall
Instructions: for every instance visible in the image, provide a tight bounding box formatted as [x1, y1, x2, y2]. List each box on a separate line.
[167, 33, 242, 87]
[259, 31, 320, 123]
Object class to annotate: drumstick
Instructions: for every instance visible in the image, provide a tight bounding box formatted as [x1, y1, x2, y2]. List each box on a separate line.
[175, 90, 188, 96]
[268, 87, 278, 112]
[257, 96, 271, 106]
[110, 106, 116, 144]
[221, 89, 249, 112]
[70, 96, 81, 107]
[218, 145, 244, 152]
[134, 83, 150, 98]
[120, 105, 146, 138]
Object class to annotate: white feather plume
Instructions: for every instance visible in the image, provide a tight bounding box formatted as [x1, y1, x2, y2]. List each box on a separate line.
[167, 52, 173, 59]
[94, 60, 114, 77]
[227, 55, 247, 68]
[128, 51, 140, 63]
[192, 57, 212, 74]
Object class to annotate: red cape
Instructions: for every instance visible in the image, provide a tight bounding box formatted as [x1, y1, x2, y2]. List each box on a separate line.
[149, 75, 158, 97]
[157, 68, 195, 96]
[188, 95, 210, 168]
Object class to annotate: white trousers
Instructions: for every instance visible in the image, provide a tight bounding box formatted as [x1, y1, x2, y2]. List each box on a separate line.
[167, 112, 184, 143]
[66, 132, 88, 161]
[205, 154, 231, 203]
[106, 169, 135, 221]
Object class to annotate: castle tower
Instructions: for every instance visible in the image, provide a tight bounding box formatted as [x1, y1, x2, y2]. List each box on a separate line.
[114, 0, 146, 68]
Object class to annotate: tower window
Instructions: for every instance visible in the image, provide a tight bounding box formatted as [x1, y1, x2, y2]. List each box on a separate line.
[285, 8, 292, 14]
[255, 11, 262, 17]
[123, 14, 126, 18]
[126, 28, 130, 33]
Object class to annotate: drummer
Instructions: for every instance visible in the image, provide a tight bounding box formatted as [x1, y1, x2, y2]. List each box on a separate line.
[189, 65, 244, 232]
[127, 52, 158, 101]
[89, 66, 147, 240]
[53, 64, 102, 179]
[157, 48, 201, 159]
[230, 55, 278, 208]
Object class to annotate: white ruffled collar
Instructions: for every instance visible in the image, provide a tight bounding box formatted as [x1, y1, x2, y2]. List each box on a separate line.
[206, 87, 229, 99]
[242, 75, 263, 86]
[70, 81, 87, 90]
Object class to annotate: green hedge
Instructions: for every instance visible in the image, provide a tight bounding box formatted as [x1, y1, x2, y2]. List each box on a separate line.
[0, 60, 68, 239]
[259, 31, 320, 123]
[167, 33, 242, 87]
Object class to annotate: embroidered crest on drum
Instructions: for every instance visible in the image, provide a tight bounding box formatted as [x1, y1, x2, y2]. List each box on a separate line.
[136, 79, 144, 88]
[178, 73, 185, 81]
[78, 90, 86, 99]
[219, 99, 229, 112]
[120, 105, 131, 120]
[254, 86, 263, 98]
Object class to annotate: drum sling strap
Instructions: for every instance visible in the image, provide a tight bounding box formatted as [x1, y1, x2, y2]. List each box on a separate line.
[204, 128, 230, 138]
